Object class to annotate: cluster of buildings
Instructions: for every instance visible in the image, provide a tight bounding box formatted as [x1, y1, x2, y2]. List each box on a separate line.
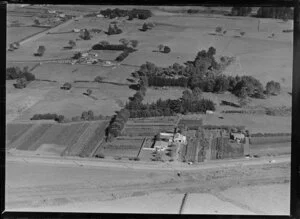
[154, 132, 187, 151]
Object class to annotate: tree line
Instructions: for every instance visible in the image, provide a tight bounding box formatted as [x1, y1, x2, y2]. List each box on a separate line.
[6, 66, 36, 89]
[229, 7, 293, 20]
[131, 47, 281, 99]
[99, 8, 152, 20]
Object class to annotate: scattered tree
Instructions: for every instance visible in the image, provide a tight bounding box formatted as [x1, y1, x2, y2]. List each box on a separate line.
[119, 38, 129, 47]
[158, 44, 164, 52]
[72, 52, 82, 59]
[240, 31, 245, 37]
[130, 40, 139, 48]
[34, 19, 40, 25]
[163, 46, 171, 53]
[215, 26, 223, 34]
[68, 40, 76, 48]
[86, 89, 92, 96]
[80, 29, 91, 40]
[35, 45, 46, 56]
[266, 81, 281, 95]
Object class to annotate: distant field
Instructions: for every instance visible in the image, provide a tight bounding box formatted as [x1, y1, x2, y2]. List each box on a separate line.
[7, 26, 48, 46]
[7, 80, 135, 121]
[6, 121, 108, 157]
[181, 113, 291, 134]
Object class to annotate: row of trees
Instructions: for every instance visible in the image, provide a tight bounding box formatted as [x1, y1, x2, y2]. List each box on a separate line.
[34, 45, 46, 56]
[256, 7, 293, 20]
[7, 66, 36, 89]
[31, 113, 65, 123]
[124, 83, 215, 118]
[99, 8, 152, 20]
[230, 7, 252, 16]
[31, 111, 110, 123]
[131, 47, 280, 99]
[106, 108, 130, 141]
[6, 66, 35, 81]
[141, 22, 155, 31]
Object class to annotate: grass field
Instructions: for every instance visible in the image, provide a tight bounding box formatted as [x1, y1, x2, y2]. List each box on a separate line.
[7, 80, 135, 122]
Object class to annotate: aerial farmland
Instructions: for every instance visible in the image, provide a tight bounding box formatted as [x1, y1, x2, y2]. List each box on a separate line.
[6, 4, 293, 215]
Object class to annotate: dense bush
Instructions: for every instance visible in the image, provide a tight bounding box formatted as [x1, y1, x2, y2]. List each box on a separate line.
[163, 46, 171, 53]
[31, 113, 65, 122]
[107, 108, 130, 140]
[79, 29, 91, 40]
[107, 24, 123, 35]
[265, 81, 281, 95]
[92, 44, 126, 50]
[35, 45, 46, 56]
[6, 67, 23, 80]
[148, 76, 188, 87]
[125, 89, 215, 118]
[6, 66, 36, 81]
[115, 50, 130, 62]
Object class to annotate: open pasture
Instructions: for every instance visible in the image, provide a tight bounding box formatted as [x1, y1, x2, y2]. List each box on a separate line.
[31, 63, 137, 84]
[181, 113, 291, 134]
[10, 80, 135, 121]
[7, 27, 49, 47]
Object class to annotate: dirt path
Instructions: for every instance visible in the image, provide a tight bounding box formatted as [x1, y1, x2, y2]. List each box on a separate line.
[6, 154, 290, 214]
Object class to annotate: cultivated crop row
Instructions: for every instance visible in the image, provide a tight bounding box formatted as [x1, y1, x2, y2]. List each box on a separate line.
[6, 123, 33, 146]
[79, 121, 109, 157]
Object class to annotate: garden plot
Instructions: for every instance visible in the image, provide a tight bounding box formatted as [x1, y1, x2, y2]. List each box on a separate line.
[6, 121, 109, 157]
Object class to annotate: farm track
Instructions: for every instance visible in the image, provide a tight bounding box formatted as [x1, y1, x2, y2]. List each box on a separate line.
[6, 156, 290, 210]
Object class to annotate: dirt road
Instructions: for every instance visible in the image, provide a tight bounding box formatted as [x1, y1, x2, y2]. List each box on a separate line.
[6, 154, 290, 214]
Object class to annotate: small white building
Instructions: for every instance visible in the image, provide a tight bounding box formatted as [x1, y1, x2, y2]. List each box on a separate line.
[159, 132, 187, 144]
[230, 132, 245, 143]
[81, 53, 89, 57]
[48, 10, 56, 14]
[206, 110, 214, 114]
[59, 14, 65, 18]
[97, 14, 104, 18]
[73, 28, 81, 33]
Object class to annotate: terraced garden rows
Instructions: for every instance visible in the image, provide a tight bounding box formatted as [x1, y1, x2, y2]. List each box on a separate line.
[6, 123, 34, 147]
[79, 121, 109, 157]
[6, 121, 109, 157]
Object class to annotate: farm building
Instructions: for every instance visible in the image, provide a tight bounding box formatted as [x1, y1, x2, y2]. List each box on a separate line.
[159, 132, 187, 144]
[73, 28, 81, 33]
[230, 132, 245, 143]
[61, 82, 72, 90]
[154, 140, 169, 151]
